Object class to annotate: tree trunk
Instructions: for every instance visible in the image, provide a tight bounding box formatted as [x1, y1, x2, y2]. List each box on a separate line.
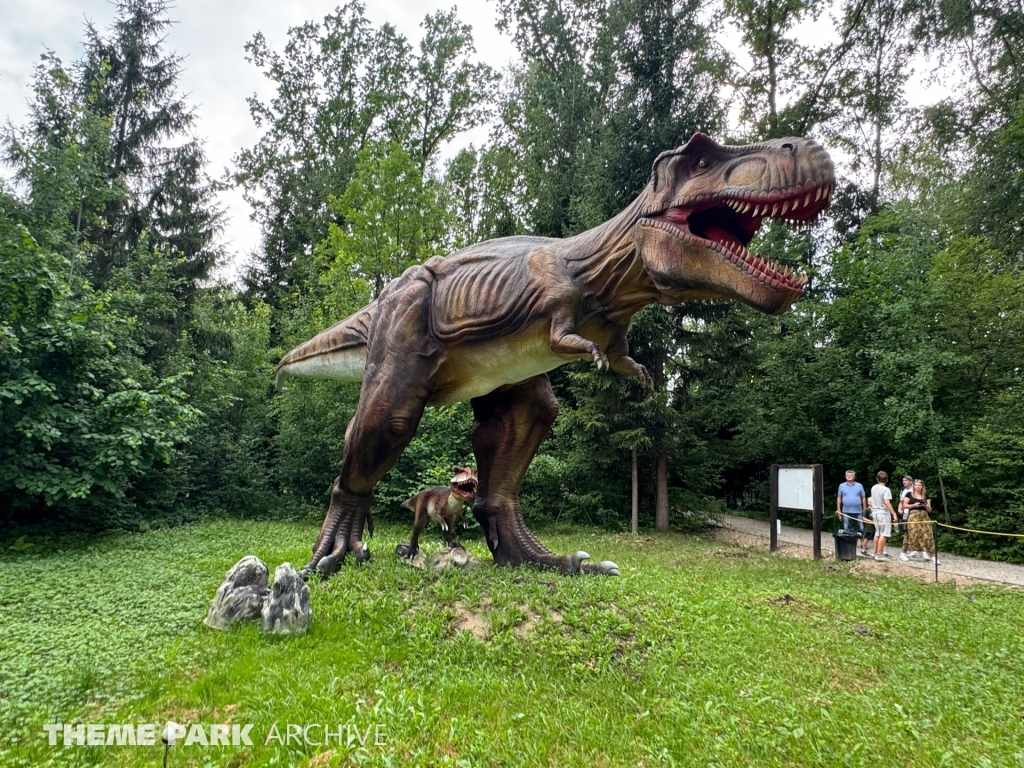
[631, 448, 639, 535]
[655, 453, 669, 531]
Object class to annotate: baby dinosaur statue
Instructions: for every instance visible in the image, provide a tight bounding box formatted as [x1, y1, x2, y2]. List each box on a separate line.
[397, 466, 479, 557]
[277, 133, 835, 578]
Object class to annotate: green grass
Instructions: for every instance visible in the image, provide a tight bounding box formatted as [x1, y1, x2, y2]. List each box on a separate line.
[2, 520, 1023, 767]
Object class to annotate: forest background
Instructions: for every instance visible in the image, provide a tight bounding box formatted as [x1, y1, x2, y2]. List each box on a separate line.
[2, 0, 1023, 562]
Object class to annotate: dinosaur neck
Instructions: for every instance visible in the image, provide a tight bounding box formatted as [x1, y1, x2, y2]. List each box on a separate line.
[561, 190, 660, 324]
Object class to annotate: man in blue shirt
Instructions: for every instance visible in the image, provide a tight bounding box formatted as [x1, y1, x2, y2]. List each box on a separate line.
[837, 470, 867, 551]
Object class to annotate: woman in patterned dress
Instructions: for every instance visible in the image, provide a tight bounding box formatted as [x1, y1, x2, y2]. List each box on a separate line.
[899, 479, 939, 564]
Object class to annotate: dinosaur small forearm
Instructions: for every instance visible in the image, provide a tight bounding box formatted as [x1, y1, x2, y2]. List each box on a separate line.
[549, 311, 608, 369]
[550, 330, 597, 357]
[605, 328, 651, 385]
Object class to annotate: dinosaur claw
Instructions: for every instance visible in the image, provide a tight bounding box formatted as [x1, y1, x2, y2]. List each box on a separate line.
[591, 560, 620, 576]
[570, 550, 591, 573]
[354, 542, 371, 564]
[635, 365, 654, 388]
[316, 553, 342, 577]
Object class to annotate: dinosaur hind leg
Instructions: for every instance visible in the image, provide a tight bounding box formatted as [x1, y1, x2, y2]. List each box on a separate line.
[305, 275, 437, 578]
[407, 500, 430, 558]
[470, 374, 619, 576]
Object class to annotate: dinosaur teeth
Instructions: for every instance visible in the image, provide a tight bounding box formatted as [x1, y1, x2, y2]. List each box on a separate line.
[781, 201, 791, 215]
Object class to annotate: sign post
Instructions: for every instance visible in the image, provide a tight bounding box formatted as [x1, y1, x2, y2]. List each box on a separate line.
[769, 464, 824, 559]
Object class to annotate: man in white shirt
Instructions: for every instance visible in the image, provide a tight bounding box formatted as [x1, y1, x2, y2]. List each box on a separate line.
[869, 471, 897, 561]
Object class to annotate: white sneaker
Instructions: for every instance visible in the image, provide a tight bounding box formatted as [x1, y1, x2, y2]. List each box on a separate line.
[874, 554, 886, 561]
[928, 556, 940, 565]
[899, 552, 909, 561]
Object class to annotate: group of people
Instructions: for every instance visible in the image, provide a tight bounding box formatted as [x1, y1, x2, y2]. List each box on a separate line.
[837, 470, 939, 564]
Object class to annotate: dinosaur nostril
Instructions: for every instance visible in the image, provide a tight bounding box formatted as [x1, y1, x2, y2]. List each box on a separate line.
[781, 142, 795, 153]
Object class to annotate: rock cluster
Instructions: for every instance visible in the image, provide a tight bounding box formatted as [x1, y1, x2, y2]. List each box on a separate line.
[204, 556, 310, 635]
[396, 544, 484, 573]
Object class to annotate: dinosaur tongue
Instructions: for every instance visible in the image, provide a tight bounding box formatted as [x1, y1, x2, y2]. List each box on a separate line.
[703, 224, 744, 251]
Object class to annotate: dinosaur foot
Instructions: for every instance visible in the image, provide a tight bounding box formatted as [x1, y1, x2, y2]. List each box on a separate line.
[393, 540, 464, 560]
[395, 542, 414, 559]
[301, 493, 373, 580]
[500, 548, 619, 576]
[310, 540, 370, 579]
[488, 527, 619, 576]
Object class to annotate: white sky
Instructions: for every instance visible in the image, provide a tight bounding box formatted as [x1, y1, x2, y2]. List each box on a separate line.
[1, 0, 953, 277]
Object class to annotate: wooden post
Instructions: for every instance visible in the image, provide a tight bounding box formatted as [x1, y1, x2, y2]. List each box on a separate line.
[812, 464, 823, 560]
[769, 464, 779, 552]
[936, 460, 951, 525]
[631, 448, 639, 535]
[655, 453, 669, 531]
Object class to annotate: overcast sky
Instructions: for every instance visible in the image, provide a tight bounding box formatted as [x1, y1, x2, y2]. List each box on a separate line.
[0, 0, 518, 275]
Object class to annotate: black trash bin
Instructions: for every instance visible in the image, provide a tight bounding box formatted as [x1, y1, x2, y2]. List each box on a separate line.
[834, 530, 859, 561]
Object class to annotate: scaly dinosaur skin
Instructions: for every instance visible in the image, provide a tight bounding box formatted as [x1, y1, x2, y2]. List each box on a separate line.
[278, 133, 835, 577]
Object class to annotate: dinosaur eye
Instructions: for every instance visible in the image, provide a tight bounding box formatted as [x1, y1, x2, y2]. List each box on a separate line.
[697, 158, 710, 169]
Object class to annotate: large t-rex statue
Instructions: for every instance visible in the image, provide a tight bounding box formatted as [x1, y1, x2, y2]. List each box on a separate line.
[277, 133, 835, 578]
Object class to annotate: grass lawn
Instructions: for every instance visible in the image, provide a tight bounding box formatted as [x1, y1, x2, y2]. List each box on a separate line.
[1, 519, 1023, 767]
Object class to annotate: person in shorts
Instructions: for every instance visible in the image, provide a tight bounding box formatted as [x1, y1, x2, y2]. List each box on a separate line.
[869, 471, 896, 561]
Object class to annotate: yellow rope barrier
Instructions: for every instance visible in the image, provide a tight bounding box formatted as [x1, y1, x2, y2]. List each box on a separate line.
[934, 521, 1024, 539]
[835, 510, 1024, 538]
[835, 510, 932, 526]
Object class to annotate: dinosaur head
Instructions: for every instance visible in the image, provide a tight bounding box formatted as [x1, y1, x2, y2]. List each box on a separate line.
[635, 133, 835, 314]
[449, 467, 478, 501]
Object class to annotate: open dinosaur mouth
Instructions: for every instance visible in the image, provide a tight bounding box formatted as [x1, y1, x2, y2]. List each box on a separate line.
[451, 480, 477, 499]
[650, 180, 834, 292]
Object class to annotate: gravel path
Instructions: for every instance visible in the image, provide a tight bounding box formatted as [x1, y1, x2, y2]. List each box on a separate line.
[718, 513, 1024, 587]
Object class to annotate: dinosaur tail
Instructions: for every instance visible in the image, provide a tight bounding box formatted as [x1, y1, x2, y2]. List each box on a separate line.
[274, 302, 375, 390]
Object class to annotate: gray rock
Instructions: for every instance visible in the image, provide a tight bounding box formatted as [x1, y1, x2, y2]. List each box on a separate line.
[204, 556, 269, 630]
[400, 546, 484, 573]
[260, 562, 311, 635]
